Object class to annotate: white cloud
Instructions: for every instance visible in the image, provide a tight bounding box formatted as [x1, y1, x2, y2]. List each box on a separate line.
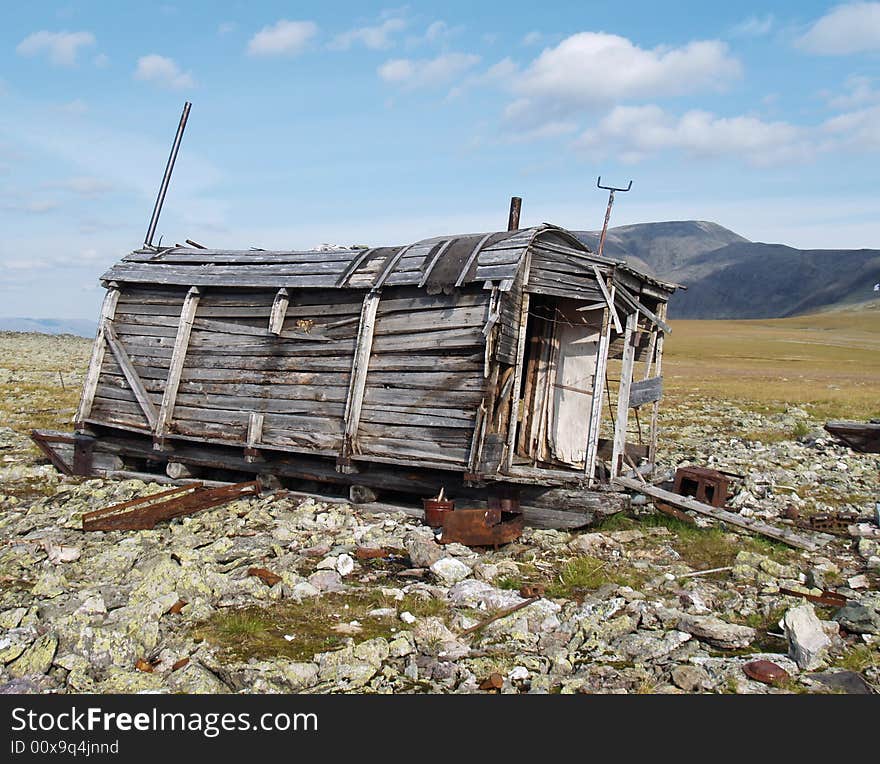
[378, 52, 481, 89]
[522, 31, 543, 46]
[797, 2, 880, 54]
[510, 33, 741, 123]
[16, 30, 95, 66]
[576, 105, 809, 166]
[822, 104, 880, 150]
[730, 14, 775, 37]
[425, 21, 450, 42]
[247, 20, 317, 56]
[331, 17, 406, 50]
[826, 74, 880, 108]
[134, 55, 195, 90]
[51, 176, 115, 196]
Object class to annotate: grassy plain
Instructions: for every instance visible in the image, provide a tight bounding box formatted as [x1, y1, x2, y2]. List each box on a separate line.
[662, 302, 880, 421]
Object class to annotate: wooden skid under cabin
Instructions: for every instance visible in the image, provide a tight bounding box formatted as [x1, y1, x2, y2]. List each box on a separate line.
[38, 223, 676, 527]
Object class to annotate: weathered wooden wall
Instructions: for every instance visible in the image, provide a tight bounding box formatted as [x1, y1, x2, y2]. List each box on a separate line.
[85, 283, 491, 472]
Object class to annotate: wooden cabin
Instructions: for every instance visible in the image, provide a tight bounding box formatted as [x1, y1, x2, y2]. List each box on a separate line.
[37, 223, 676, 527]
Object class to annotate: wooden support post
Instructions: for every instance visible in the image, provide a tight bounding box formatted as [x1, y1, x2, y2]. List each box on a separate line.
[647, 302, 667, 469]
[103, 321, 159, 431]
[610, 311, 638, 479]
[585, 302, 612, 485]
[75, 284, 120, 429]
[503, 254, 532, 471]
[268, 288, 289, 335]
[155, 286, 200, 444]
[339, 289, 381, 472]
[245, 412, 264, 463]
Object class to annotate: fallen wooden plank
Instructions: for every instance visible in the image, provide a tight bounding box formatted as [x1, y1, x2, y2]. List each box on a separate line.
[613, 476, 824, 551]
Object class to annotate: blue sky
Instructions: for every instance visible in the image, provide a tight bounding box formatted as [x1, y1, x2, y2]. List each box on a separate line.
[1, 1, 879, 318]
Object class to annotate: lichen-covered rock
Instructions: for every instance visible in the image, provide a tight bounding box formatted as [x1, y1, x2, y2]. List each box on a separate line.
[429, 557, 471, 585]
[8, 634, 57, 678]
[404, 532, 444, 568]
[784, 604, 831, 670]
[676, 613, 756, 649]
[833, 603, 880, 635]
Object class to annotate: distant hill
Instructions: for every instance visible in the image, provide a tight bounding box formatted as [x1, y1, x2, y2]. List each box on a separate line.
[0, 318, 97, 337]
[575, 221, 880, 318]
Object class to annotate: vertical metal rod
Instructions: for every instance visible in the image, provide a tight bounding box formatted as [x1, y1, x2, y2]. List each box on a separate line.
[597, 190, 615, 257]
[144, 101, 192, 248]
[596, 177, 632, 258]
[507, 196, 522, 231]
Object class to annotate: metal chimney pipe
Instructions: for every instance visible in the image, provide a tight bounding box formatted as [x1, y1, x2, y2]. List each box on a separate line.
[144, 101, 192, 248]
[507, 196, 522, 231]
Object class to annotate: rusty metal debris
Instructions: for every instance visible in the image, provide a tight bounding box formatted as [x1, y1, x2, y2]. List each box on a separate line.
[166, 599, 187, 615]
[671, 466, 731, 507]
[135, 658, 155, 673]
[440, 508, 524, 547]
[82, 480, 260, 531]
[778, 587, 847, 608]
[247, 567, 282, 587]
[743, 660, 790, 685]
[172, 657, 190, 672]
[355, 546, 389, 559]
[797, 512, 859, 537]
[479, 673, 504, 691]
[519, 583, 546, 598]
[423, 487, 454, 528]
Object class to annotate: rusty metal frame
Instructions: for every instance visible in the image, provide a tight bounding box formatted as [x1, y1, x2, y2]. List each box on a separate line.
[82, 480, 260, 531]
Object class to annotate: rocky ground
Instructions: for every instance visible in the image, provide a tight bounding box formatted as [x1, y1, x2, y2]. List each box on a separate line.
[0, 332, 878, 694]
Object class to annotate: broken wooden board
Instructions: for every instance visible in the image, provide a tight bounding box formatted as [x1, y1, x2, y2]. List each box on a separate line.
[613, 476, 826, 551]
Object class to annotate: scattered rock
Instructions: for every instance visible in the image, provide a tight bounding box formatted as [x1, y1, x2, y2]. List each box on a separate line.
[429, 557, 471, 585]
[783, 604, 831, 670]
[676, 613, 756, 650]
[671, 664, 709, 692]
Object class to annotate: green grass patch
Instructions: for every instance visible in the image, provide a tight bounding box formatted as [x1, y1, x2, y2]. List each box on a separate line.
[545, 555, 646, 598]
[834, 644, 879, 674]
[597, 512, 795, 570]
[193, 590, 449, 663]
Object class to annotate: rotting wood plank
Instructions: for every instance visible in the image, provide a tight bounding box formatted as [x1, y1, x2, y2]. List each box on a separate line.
[628, 375, 663, 408]
[503, 253, 532, 471]
[613, 477, 824, 551]
[456, 233, 496, 288]
[268, 288, 289, 335]
[102, 321, 159, 431]
[590, 265, 623, 334]
[155, 286, 200, 443]
[340, 290, 381, 468]
[614, 283, 672, 333]
[75, 284, 120, 428]
[648, 303, 667, 468]
[585, 301, 612, 485]
[610, 311, 637, 479]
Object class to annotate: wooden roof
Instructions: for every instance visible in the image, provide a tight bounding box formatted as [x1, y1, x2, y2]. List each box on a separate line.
[102, 223, 676, 294]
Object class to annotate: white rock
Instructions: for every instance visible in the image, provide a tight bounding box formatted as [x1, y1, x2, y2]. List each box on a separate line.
[783, 603, 831, 670]
[380, 587, 405, 601]
[429, 557, 471, 585]
[400, 611, 417, 624]
[847, 574, 869, 590]
[509, 666, 529, 681]
[336, 554, 355, 576]
[41, 542, 81, 564]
